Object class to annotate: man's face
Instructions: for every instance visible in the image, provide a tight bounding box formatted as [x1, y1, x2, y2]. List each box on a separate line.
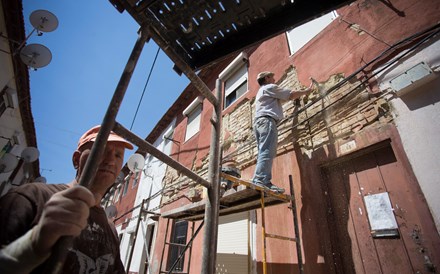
[265, 74, 275, 84]
[74, 142, 125, 191]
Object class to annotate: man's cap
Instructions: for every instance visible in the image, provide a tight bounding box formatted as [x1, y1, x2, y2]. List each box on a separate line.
[77, 125, 134, 150]
[257, 71, 274, 81]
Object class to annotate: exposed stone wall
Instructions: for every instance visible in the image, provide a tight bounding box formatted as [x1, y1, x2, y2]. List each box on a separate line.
[159, 65, 393, 207]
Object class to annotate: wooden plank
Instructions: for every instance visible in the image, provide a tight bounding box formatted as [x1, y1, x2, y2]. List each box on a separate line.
[349, 153, 384, 273]
[161, 174, 292, 221]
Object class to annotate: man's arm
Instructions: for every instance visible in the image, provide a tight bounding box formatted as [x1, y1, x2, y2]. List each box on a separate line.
[0, 228, 50, 274]
[289, 81, 314, 100]
[0, 186, 95, 273]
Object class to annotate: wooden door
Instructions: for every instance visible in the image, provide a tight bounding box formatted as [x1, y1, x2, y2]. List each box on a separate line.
[322, 144, 439, 273]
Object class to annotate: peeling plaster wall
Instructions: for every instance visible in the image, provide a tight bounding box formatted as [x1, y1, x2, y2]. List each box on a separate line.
[222, 67, 393, 171]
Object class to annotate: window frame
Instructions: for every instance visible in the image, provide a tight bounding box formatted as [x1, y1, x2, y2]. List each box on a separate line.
[183, 97, 203, 142]
[220, 52, 249, 109]
[166, 220, 188, 271]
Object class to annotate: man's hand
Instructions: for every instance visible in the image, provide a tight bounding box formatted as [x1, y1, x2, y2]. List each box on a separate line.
[306, 81, 315, 93]
[31, 186, 96, 256]
[289, 81, 315, 100]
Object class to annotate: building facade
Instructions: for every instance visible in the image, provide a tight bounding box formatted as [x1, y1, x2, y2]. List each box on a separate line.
[0, 0, 40, 196]
[119, 0, 440, 273]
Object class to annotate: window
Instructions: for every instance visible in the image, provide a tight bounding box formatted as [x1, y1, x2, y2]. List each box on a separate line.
[122, 179, 129, 196]
[0, 86, 18, 117]
[118, 233, 123, 243]
[183, 98, 202, 141]
[114, 187, 120, 202]
[166, 220, 188, 271]
[0, 140, 13, 159]
[286, 11, 338, 54]
[224, 65, 248, 108]
[221, 52, 248, 108]
[162, 127, 173, 155]
[0, 87, 8, 117]
[132, 175, 139, 188]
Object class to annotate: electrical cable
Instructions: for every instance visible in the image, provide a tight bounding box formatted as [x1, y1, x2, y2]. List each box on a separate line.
[129, 46, 161, 131]
[222, 22, 440, 162]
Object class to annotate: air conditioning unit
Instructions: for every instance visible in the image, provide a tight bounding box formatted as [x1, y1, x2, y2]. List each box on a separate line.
[4, 88, 18, 109]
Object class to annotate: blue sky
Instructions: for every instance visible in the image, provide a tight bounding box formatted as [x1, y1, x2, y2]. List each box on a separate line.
[23, 1, 189, 183]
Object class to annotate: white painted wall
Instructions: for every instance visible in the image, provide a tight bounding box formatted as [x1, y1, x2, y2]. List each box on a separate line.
[124, 121, 175, 274]
[375, 37, 440, 233]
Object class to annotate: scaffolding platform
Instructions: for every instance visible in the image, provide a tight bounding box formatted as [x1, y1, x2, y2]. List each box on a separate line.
[109, 0, 354, 70]
[161, 173, 292, 221]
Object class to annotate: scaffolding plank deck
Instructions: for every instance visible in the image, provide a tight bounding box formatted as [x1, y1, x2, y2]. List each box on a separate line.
[161, 174, 293, 221]
[109, 0, 355, 70]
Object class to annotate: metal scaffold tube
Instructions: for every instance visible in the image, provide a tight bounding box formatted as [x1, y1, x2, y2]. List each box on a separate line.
[143, 25, 219, 107]
[45, 27, 149, 274]
[201, 78, 223, 274]
[113, 122, 211, 188]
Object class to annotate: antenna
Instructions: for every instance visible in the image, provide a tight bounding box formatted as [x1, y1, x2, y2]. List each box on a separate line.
[19, 44, 52, 69]
[0, 153, 19, 173]
[127, 154, 145, 173]
[21, 147, 40, 163]
[0, 9, 59, 68]
[29, 10, 59, 33]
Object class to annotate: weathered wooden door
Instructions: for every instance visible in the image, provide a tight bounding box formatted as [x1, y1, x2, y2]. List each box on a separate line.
[322, 144, 439, 273]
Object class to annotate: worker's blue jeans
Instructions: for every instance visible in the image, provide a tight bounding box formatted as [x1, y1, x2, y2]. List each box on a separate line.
[252, 117, 278, 186]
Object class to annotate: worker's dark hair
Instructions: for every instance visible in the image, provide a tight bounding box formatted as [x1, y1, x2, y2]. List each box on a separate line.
[257, 77, 266, 86]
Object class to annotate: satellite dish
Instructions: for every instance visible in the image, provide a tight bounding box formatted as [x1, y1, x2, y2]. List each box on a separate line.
[29, 10, 59, 32]
[127, 153, 145, 172]
[0, 153, 19, 173]
[34, 176, 47, 183]
[105, 205, 118, 218]
[21, 147, 40, 163]
[20, 44, 52, 69]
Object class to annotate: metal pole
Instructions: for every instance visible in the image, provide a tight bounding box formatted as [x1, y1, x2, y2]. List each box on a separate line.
[289, 175, 304, 274]
[113, 122, 211, 188]
[45, 28, 149, 274]
[260, 192, 267, 274]
[159, 219, 171, 272]
[139, 181, 154, 274]
[201, 78, 223, 274]
[126, 199, 146, 273]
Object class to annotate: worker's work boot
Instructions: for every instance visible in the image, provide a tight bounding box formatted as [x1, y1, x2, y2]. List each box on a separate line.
[254, 181, 285, 194]
[266, 183, 285, 194]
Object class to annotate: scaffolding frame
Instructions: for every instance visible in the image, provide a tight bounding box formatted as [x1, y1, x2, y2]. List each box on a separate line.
[159, 173, 303, 274]
[47, 26, 278, 274]
[46, 1, 357, 273]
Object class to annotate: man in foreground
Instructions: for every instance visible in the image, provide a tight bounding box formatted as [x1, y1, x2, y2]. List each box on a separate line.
[253, 71, 314, 193]
[0, 125, 133, 274]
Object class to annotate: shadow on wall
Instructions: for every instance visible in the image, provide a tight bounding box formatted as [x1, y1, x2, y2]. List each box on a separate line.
[398, 76, 440, 111]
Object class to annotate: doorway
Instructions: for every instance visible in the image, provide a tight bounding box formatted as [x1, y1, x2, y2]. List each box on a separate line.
[321, 142, 439, 273]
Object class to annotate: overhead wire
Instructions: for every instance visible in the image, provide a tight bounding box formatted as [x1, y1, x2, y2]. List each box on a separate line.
[222, 22, 440, 162]
[129, 46, 161, 131]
